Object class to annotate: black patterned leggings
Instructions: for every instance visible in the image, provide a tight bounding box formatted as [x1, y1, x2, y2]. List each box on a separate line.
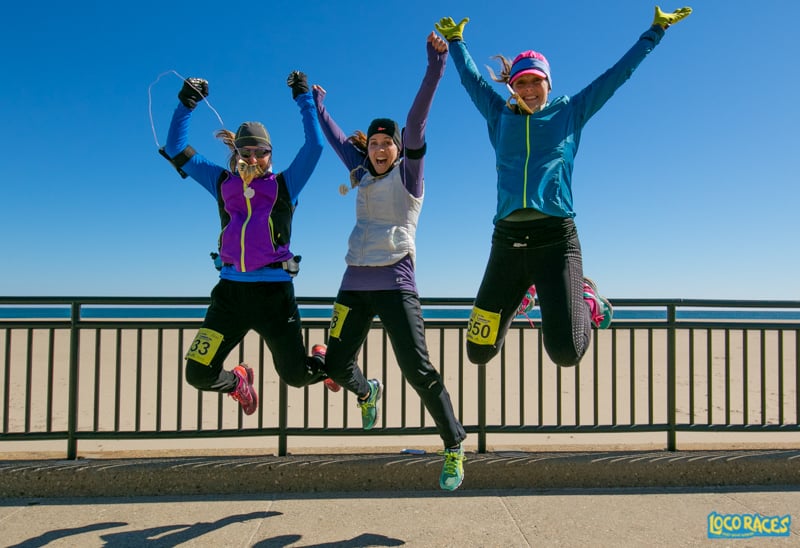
[466, 217, 593, 367]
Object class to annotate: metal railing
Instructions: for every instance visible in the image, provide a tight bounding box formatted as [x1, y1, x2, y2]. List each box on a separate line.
[1, 296, 799, 459]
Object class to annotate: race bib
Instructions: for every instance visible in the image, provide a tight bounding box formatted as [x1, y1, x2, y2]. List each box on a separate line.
[329, 302, 351, 339]
[466, 306, 501, 345]
[185, 328, 224, 366]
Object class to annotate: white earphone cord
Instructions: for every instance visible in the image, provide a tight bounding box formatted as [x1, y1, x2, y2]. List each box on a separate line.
[146, 69, 226, 149]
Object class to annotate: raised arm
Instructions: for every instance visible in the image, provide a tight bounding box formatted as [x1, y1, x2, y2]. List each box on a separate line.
[162, 77, 224, 197]
[404, 32, 448, 151]
[400, 32, 449, 198]
[570, 5, 691, 126]
[280, 71, 325, 201]
[435, 17, 505, 139]
[312, 85, 366, 172]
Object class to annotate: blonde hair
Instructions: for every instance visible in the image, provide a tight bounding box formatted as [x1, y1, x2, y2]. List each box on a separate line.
[340, 130, 369, 195]
[215, 129, 238, 172]
[487, 54, 533, 115]
[487, 54, 513, 84]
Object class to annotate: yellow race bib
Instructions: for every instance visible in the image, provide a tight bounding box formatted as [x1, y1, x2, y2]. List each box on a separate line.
[185, 328, 224, 366]
[466, 306, 501, 345]
[329, 302, 350, 339]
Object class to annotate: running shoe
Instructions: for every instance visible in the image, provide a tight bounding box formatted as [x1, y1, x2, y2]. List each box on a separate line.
[439, 443, 466, 491]
[230, 364, 258, 415]
[583, 277, 613, 329]
[358, 379, 382, 430]
[312, 344, 341, 392]
[516, 284, 537, 328]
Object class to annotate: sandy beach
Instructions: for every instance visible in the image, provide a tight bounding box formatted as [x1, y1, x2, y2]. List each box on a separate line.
[1, 320, 799, 458]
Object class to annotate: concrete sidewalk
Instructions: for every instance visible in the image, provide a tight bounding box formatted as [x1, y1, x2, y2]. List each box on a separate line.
[1, 488, 798, 547]
[1, 450, 799, 546]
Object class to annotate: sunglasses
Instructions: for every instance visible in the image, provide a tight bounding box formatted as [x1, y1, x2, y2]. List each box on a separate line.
[238, 148, 271, 159]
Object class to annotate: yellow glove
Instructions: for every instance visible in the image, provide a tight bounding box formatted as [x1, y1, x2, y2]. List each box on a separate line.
[435, 17, 469, 42]
[653, 5, 692, 28]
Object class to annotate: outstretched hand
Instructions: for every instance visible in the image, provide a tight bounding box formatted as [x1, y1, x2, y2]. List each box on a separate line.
[178, 78, 208, 110]
[311, 84, 326, 106]
[652, 5, 692, 28]
[287, 70, 309, 99]
[427, 31, 448, 53]
[434, 17, 469, 42]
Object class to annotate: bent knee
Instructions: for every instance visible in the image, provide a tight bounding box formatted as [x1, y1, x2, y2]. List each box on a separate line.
[543, 343, 582, 368]
[280, 365, 317, 388]
[185, 360, 216, 390]
[552, 356, 579, 368]
[405, 372, 444, 395]
[466, 342, 499, 366]
[282, 375, 307, 388]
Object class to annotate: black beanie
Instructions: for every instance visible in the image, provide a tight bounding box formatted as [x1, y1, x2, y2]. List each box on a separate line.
[235, 121, 272, 149]
[367, 118, 401, 149]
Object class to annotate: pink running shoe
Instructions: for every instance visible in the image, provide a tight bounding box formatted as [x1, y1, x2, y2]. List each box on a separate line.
[516, 285, 537, 328]
[583, 277, 613, 329]
[230, 364, 258, 415]
[312, 344, 341, 393]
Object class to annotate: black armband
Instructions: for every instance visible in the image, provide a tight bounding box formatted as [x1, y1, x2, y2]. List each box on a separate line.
[159, 145, 196, 179]
[404, 142, 426, 160]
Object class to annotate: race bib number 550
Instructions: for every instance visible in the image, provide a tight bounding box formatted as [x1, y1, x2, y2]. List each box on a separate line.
[467, 306, 501, 345]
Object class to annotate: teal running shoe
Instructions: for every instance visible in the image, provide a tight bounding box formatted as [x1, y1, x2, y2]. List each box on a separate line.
[358, 379, 382, 430]
[439, 443, 466, 491]
[583, 277, 613, 329]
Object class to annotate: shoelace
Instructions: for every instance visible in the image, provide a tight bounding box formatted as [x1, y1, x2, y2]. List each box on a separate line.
[438, 449, 466, 474]
[358, 383, 377, 413]
[229, 387, 247, 404]
[358, 398, 375, 417]
[583, 292, 605, 326]
[229, 371, 252, 405]
[517, 286, 537, 328]
[518, 310, 536, 329]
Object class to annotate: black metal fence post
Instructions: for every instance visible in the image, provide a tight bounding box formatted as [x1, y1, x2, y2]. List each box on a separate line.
[478, 363, 487, 453]
[66, 302, 80, 460]
[667, 303, 677, 451]
[278, 381, 288, 456]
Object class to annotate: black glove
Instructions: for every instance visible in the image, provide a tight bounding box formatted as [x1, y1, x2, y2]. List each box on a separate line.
[286, 71, 309, 99]
[178, 78, 209, 109]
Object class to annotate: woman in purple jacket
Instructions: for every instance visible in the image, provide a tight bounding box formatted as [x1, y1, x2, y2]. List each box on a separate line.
[313, 33, 467, 491]
[160, 71, 338, 418]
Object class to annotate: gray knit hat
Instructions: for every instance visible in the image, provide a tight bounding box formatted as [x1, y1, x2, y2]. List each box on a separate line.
[234, 121, 271, 149]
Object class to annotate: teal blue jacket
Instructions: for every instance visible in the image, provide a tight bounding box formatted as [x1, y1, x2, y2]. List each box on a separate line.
[449, 25, 665, 223]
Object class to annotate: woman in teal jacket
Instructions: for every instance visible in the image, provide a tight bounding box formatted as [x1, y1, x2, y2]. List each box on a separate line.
[435, 6, 691, 367]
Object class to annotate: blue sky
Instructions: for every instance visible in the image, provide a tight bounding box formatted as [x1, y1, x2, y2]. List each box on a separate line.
[3, 1, 799, 300]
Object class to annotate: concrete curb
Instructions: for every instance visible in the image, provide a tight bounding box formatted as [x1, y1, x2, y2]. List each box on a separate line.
[2, 450, 800, 498]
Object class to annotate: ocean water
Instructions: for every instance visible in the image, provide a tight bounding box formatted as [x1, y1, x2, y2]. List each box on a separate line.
[2, 305, 800, 321]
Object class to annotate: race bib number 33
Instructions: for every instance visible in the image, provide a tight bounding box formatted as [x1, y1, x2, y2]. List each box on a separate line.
[467, 307, 501, 345]
[185, 328, 224, 366]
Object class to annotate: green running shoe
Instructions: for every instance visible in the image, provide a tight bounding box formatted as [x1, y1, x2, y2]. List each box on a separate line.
[439, 443, 466, 491]
[358, 379, 382, 430]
